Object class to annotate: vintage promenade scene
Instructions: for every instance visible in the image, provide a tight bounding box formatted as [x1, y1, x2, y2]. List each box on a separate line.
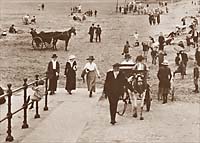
[0, 0, 200, 142]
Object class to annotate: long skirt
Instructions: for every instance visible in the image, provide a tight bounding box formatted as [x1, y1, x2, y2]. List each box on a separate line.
[48, 70, 58, 92]
[65, 73, 76, 91]
[86, 71, 96, 92]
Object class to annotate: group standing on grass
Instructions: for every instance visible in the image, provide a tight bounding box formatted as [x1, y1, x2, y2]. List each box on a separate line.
[88, 24, 102, 43]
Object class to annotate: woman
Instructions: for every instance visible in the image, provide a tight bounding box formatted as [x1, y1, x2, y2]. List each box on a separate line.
[47, 54, 60, 95]
[64, 55, 77, 95]
[83, 56, 100, 97]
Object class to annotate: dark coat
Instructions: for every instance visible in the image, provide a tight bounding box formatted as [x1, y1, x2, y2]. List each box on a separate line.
[104, 71, 133, 101]
[88, 26, 95, 36]
[95, 27, 102, 35]
[64, 61, 77, 91]
[195, 50, 200, 66]
[158, 35, 165, 45]
[47, 61, 60, 91]
[157, 66, 172, 88]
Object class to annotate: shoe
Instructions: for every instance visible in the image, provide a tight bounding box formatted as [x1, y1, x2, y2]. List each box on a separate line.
[49, 92, 53, 95]
[110, 121, 115, 125]
[67, 90, 72, 95]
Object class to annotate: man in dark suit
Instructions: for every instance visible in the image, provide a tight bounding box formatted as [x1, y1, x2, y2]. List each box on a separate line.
[104, 63, 134, 125]
[95, 24, 102, 42]
[47, 54, 60, 95]
[88, 24, 95, 42]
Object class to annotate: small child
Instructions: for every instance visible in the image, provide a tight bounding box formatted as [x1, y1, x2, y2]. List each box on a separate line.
[29, 80, 45, 109]
[193, 62, 199, 93]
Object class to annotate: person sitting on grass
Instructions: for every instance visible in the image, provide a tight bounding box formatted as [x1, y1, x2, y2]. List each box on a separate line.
[31, 16, 36, 24]
[9, 24, 17, 33]
[29, 80, 45, 109]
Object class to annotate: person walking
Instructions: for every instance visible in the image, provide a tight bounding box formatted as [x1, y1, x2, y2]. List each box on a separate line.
[104, 63, 134, 125]
[195, 47, 200, 66]
[158, 32, 165, 51]
[88, 24, 95, 42]
[83, 56, 100, 97]
[122, 41, 131, 57]
[180, 50, 188, 75]
[64, 55, 77, 95]
[157, 60, 172, 103]
[193, 62, 199, 93]
[157, 13, 160, 25]
[47, 54, 60, 95]
[41, 3, 44, 10]
[95, 24, 102, 42]
[94, 10, 97, 17]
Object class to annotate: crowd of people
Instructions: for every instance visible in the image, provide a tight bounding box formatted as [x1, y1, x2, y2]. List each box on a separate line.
[1, 0, 200, 127]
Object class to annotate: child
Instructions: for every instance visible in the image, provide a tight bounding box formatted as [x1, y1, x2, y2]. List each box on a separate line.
[193, 62, 199, 93]
[29, 80, 45, 109]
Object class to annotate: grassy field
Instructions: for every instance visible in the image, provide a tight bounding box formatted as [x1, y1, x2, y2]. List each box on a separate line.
[0, 0, 199, 103]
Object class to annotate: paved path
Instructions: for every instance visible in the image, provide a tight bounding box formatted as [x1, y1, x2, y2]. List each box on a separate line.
[0, 88, 103, 143]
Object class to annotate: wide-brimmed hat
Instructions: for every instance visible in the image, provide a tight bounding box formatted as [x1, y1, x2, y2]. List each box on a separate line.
[161, 60, 169, 66]
[112, 63, 121, 68]
[51, 54, 58, 58]
[86, 56, 95, 60]
[69, 55, 76, 60]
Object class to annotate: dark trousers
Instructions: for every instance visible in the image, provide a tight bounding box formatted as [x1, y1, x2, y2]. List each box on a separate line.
[108, 98, 118, 122]
[96, 34, 101, 42]
[90, 34, 94, 42]
[48, 70, 58, 92]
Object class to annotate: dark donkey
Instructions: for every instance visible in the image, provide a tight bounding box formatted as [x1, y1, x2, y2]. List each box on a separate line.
[52, 27, 76, 51]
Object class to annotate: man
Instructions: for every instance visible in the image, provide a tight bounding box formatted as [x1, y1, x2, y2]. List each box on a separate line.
[193, 62, 199, 93]
[9, 24, 17, 33]
[157, 60, 172, 103]
[158, 50, 167, 67]
[104, 63, 134, 125]
[122, 41, 131, 57]
[47, 54, 60, 95]
[195, 47, 200, 66]
[94, 10, 97, 17]
[95, 24, 102, 42]
[180, 50, 188, 75]
[88, 24, 95, 42]
[158, 32, 165, 51]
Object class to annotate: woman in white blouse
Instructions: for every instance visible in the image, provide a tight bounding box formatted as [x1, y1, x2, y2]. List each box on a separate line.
[84, 56, 100, 97]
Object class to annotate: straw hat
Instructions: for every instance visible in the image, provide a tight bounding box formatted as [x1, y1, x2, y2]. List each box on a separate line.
[86, 56, 95, 60]
[161, 60, 169, 66]
[69, 55, 76, 60]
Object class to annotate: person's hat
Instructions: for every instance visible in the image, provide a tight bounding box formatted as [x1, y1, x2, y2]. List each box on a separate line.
[125, 54, 132, 59]
[97, 24, 99, 26]
[161, 60, 169, 66]
[112, 63, 121, 68]
[136, 55, 144, 62]
[12, 24, 14, 26]
[86, 56, 95, 60]
[92, 23, 94, 26]
[51, 54, 58, 58]
[69, 55, 76, 60]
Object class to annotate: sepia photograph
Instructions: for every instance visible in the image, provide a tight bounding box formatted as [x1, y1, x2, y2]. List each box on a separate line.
[0, 0, 200, 142]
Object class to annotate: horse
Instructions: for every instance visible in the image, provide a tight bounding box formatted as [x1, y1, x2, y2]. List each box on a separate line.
[128, 72, 150, 120]
[52, 27, 76, 51]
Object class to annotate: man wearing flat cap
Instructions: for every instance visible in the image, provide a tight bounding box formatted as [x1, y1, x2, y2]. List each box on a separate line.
[104, 63, 134, 125]
[47, 54, 60, 95]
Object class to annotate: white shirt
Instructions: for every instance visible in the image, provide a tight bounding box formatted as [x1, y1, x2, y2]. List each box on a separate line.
[120, 60, 135, 69]
[113, 71, 119, 79]
[52, 60, 57, 70]
[84, 62, 100, 76]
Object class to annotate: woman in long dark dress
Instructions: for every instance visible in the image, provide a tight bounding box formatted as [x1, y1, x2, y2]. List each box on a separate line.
[64, 55, 77, 94]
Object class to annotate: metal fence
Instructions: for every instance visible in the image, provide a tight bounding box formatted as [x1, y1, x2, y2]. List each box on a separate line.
[0, 74, 49, 142]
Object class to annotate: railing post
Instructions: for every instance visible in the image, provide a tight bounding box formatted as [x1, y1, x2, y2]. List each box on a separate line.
[6, 84, 14, 142]
[44, 72, 48, 111]
[22, 78, 29, 129]
[34, 75, 40, 119]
